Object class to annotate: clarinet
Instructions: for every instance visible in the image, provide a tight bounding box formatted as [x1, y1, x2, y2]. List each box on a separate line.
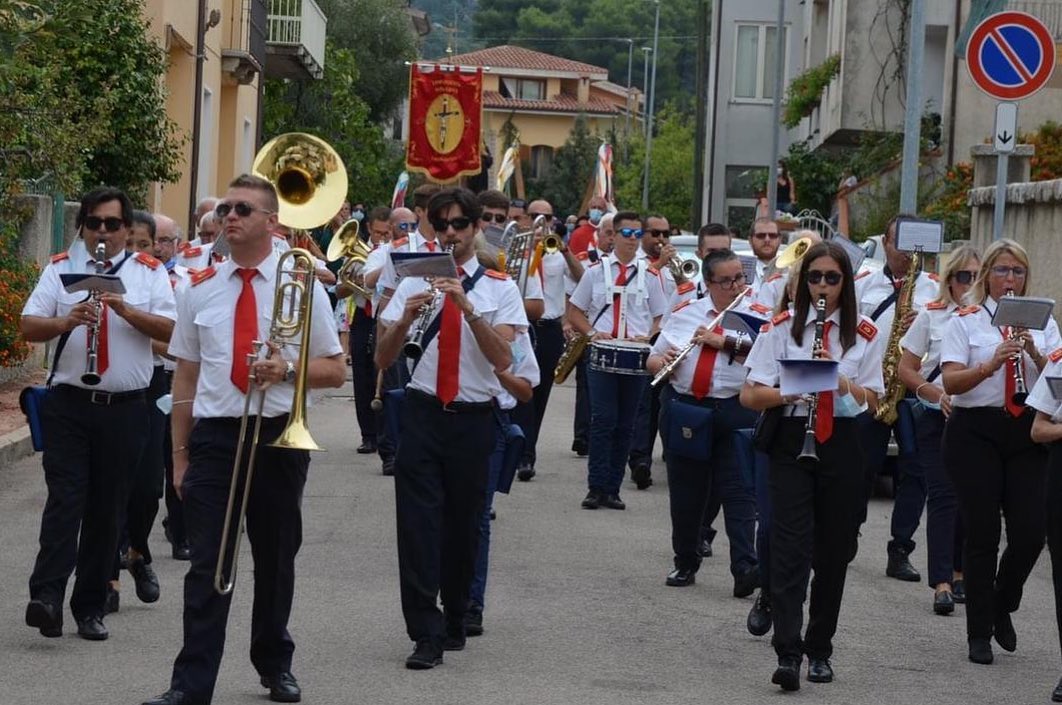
[797, 295, 828, 464]
[81, 243, 108, 386]
[1005, 289, 1028, 405]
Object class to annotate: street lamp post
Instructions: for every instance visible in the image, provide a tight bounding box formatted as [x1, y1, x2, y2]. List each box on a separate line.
[641, 46, 652, 139]
[641, 0, 661, 211]
[625, 39, 634, 151]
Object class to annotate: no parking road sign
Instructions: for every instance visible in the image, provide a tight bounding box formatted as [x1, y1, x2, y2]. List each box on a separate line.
[966, 11, 1056, 100]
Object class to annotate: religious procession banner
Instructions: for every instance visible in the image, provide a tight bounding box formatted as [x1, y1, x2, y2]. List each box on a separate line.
[406, 64, 484, 182]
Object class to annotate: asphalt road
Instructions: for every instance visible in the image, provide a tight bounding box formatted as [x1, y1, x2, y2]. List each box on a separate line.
[1, 381, 1059, 705]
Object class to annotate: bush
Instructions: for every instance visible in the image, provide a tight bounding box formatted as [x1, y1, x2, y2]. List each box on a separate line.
[1023, 121, 1062, 181]
[923, 162, 973, 241]
[782, 54, 841, 128]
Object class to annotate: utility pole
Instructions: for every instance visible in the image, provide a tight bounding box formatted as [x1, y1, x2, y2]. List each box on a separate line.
[642, 0, 661, 211]
[765, 0, 786, 217]
[641, 46, 652, 139]
[625, 39, 634, 160]
[898, 0, 926, 213]
[692, 0, 710, 227]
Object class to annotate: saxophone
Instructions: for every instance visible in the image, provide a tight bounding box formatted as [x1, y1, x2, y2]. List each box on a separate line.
[874, 250, 920, 425]
[554, 331, 590, 384]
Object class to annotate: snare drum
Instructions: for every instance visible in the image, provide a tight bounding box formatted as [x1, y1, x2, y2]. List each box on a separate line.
[588, 340, 651, 375]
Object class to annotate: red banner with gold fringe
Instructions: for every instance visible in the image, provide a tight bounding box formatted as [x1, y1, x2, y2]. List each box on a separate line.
[406, 64, 483, 182]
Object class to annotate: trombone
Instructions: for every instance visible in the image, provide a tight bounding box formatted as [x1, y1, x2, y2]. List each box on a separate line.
[214, 248, 323, 595]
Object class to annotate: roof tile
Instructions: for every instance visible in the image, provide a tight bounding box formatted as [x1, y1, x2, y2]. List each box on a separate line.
[444, 45, 609, 76]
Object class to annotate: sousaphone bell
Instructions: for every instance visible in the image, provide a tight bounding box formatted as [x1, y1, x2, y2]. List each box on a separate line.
[253, 132, 348, 229]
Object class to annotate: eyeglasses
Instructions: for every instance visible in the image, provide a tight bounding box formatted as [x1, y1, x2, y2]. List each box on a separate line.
[647, 229, 670, 238]
[156, 236, 177, 245]
[708, 273, 746, 289]
[529, 212, 554, 221]
[83, 216, 125, 232]
[990, 265, 1027, 278]
[430, 217, 473, 232]
[215, 201, 274, 219]
[752, 231, 781, 240]
[396, 221, 417, 232]
[951, 270, 978, 285]
[481, 213, 507, 224]
[806, 270, 843, 285]
[618, 228, 643, 239]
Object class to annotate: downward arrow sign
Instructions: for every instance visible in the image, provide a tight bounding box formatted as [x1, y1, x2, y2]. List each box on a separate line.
[998, 131, 1012, 144]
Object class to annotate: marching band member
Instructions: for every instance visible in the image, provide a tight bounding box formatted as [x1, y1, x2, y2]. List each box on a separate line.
[748, 217, 782, 291]
[186, 197, 220, 248]
[940, 238, 1060, 666]
[144, 175, 345, 705]
[375, 187, 526, 670]
[855, 215, 939, 581]
[667, 223, 733, 310]
[741, 241, 884, 690]
[569, 211, 667, 510]
[897, 244, 981, 615]
[21, 187, 176, 641]
[646, 249, 759, 592]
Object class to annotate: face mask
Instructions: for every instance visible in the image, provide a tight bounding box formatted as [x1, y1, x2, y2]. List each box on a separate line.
[566, 223, 575, 234]
[589, 208, 603, 224]
[352, 210, 365, 222]
[835, 389, 868, 417]
[511, 338, 528, 367]
[156, 394, 173, 415]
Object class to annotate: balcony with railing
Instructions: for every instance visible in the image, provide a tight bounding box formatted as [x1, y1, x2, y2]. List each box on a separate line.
[222, 0, 267, 85]
[266, 0, 327, 80]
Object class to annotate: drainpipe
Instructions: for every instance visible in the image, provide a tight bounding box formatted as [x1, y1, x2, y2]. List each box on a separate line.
[946, 0, 961, 166]
[188, 0, 207, 233]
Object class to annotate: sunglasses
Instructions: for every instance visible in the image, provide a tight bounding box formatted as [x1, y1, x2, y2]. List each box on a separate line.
[709, 273, 746, 288]
[618, 228, 643, 239]
[806, 269, 843, 285]
[752, 232, 781, 240]
[215, 201, 274, 219]
[951, 270, 978, 285]
[647, 229, 670, 238]
[396, 221, 417, 231]
[990, 265, 1027, 278]
[481, 213, 507, 224]
[83, 216, 125, 232]
[529, 212, 554, 221]
[431, 217, 473, 232]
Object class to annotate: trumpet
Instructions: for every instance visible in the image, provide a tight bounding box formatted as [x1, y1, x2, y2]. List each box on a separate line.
[667, 255, 700, 283]
[650, 285, 752, 387]
[543, 233, 562, 254]
[1005, 289, 1028, 406]
[214, 248, 322, 596]
[81, 242, 107, 386]
[403, 243, 454, 360]
[797, 295, 828, 465]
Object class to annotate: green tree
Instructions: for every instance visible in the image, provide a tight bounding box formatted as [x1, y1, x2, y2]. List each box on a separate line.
[613, 106, 694, 227]
[531, 114, 598, 217]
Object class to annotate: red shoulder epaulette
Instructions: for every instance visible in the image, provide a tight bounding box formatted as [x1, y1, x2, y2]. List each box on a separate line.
[575, 251, 589, 261]
[672, 300, 692, 314]
[765, 272, 783, 283]
[925, 301, 947, 310]
[760, 323, 772, 333]
[392, 237, 409, 248]
[176, 241, 190, 252]
[1049, 347, 1062, 363]
[928, 272, 939, 282]
[957, 305, 981, 316]
[771, 310, 791, 326]
[857, 319, 878, 341]
[484, 269, 509, 280]
[135, 252, 161, 270]
[50, 252, 70, 264]
[182, 246, 203, 258]
[676, 281, 695, 295]
[854, 269, 872, 280]
[190, 267, 216, 287]
[646, 266, 659, 276]
[749, 302, 771, 315]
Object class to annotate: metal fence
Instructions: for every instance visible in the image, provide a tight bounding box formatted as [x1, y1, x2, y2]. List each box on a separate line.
[268, 0, 327, 75]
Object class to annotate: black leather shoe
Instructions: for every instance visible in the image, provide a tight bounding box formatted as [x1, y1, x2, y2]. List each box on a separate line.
[128, 557, 161, 603]
[600, 493, 626, 510]
[356, 441, 377, 454]
[807, 658, 833, 683]
[994, 609, 1017, 652]
[25, 599, 62, 638]
[772, 657, 801, 691]
[141, 689, 201, 705]
[381, 457, 395, 476]
[260, 672, 301, 703]
[631, 464, 652, 490]
[665, 567, 696, 587]
[76, 615, 108, 641]
[699, 538, 713, 558]
[733, 568, 759, 598]
[405, 640, 443, 669]
[952, 579, 966, 603]
[747, 590, 772, 636]
[172, 542, 191, 561]
[465, 607, 484, 637]
[572, 439, 588, 456]
[886, 547, 921, 582]
[968, 637, 994, 664]
[581, 491, 601, 510]
[104, 585, 120, 614]
[1051, 676, 1062, 702]
[443, 633, 466, 651]
[516, 464, 536, 481]
[933, 590, 955, 616]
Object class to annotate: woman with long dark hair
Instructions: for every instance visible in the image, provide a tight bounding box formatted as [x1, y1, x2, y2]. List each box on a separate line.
[741, 241, 886, 691]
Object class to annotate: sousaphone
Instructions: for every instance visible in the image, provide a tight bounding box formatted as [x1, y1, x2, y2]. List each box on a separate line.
[253, 132, 348, 229]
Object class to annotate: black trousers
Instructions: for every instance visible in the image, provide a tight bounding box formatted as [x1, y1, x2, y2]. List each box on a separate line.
[519, 318, 565, 467]
[121, 365, 168, 566]
[170, 416, 308, 703]
[628, 374, 663, 472]
[29, 386, 147, 620]
[858, 403, 926, 552]
[163, 370, 186, 547]
[349, 308, 377, 445]
[395, 391, 493, 646]
[769, 417, 864, 662]
[573, 354, 590, 446]
[919, 407, 964, 587]
[1046, 444, 1062, 664]
[377, 357, 411, 462]
[943, 407, 1046, 641]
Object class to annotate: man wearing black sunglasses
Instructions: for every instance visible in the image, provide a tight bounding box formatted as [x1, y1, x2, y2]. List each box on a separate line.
[854, 214, 941, 584]
[21, 187, 177, 644]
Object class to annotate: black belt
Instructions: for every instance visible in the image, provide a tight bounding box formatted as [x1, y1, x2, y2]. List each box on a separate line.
[534, 317, 563, 328]
[406, 387, 494, 414]
[196, 415, 290, 429]
[672, 392, 738, 409]
[51, 384, 147, 406]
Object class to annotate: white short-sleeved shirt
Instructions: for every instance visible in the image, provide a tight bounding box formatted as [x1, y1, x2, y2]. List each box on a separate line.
[1026, 357, 1062, 419]
[855, 267, 938, 330]
[167, 250, 343, 418]
[178, 242, 214, 271]
[569, 254, 667, 339]
[745, 306, 887, 416]
[750, 258, 775, 292]
[379, 254, 528, 403]
[940, 299, 1062, 408]
[754, 272, 788, 313]
[667, 280, 704, 312]
[537, 251, 572, 320]
[22, 250, 177, 392]
[161, 262, 191, 370]
[496, 329, 542, 410]
[651, 292, 759, 398]
[899, 302, 957, 380]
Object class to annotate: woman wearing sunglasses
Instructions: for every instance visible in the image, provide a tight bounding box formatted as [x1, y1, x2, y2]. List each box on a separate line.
[740, 241, 885, 691]
[940, 238, 1061, 665]
[896, 244, 980, 617]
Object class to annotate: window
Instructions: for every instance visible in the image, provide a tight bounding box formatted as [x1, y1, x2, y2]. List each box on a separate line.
[501, 77, 546, 101]
[529, 145, 553, 179]
[733, 24, 788, 101]
[724, 165, 767, 234]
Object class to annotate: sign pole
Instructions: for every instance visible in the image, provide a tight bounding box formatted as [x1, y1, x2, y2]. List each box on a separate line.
[993, 152, 1007, 241]
[992, 101, 1017, 241]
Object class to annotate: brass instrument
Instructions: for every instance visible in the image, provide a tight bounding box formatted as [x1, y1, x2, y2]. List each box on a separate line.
[667, 255, 700, 283]
[370, 369, 385, 412]
[650, 286, 752, 387]
[253, 132, 348, 229]
[214, 247, 323, 596]
[327, 219, 373, 298]
[81, 242, 107, 386]
[554, 331, 591, 384]
[1005, 289, 1029, 406]
[499, 216, 548, 294]
[402, 243, 454, 360]
[874, 249, 920, 424]
[798, 296, 828, 465]
[543, 233, 562, 254]
[774, 236, 814, 271]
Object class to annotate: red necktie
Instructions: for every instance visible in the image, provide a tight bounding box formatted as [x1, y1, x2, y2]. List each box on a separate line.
[611, 264, 629, 338]
[1002, 327, 1024, 418]
[815, 321, 834, 443]
[364, 301, 373, 317]
[425, 241, 436, 252]
[231, 268, 259, 393]
[437, 268, 464, 404]
[690, 323, 724, 399]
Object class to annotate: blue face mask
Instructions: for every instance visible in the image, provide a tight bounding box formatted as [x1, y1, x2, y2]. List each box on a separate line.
[351, 209, 365, 222]
[835, 389, 868, 417]
[589, 208, 603, 224]
[566, 223, 575, 234]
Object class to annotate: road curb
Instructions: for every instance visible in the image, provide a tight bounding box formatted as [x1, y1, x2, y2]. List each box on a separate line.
[0, 426, 34, 467]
